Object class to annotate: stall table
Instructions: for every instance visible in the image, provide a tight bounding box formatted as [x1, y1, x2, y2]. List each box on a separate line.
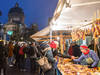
[57, 58, 100, 75]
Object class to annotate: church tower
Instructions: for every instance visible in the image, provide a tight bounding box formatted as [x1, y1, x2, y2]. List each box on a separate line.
[4, 3, 26, 41]
[8, 3, 24, 24]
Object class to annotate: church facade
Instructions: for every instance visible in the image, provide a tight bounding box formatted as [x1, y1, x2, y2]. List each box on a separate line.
[4, 3, 26, 41]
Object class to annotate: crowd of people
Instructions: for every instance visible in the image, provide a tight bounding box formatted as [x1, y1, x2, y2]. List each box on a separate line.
[0, 40, 63, 75]
[0, 39, 100, 75]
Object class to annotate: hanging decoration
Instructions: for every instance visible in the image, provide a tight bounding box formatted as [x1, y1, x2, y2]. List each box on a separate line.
[71, 29, 91, 41]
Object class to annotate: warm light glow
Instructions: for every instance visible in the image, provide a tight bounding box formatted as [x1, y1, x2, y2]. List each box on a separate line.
[51, 25, 73, 31]
[56, 3, 62, 14]
[57, 37, 60, 40]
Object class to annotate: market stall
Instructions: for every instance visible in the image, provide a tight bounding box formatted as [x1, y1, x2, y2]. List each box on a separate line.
[57, 57, 100, 75]
[30, 0, 100, 74]
[49, 0, 100, 75]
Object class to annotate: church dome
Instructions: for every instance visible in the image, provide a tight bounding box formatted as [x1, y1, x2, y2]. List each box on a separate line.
[8, 3, 24, 15]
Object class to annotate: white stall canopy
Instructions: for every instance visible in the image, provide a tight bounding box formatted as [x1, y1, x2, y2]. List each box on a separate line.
[30, 0, 100, 40]
[50, 0, 100, 30]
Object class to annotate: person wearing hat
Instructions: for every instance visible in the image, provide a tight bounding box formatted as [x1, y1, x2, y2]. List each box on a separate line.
[73, 45, 99, 68]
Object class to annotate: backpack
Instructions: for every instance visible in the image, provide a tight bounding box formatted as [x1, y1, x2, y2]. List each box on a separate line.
[19, 47, 24, 55]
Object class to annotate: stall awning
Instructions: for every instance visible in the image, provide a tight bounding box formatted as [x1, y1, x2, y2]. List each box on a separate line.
[51, 0, 100, 30]
[30, 26, 50, 41]
[30, 0, 100, 40]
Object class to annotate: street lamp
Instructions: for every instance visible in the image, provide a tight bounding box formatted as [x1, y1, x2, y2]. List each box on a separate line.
[3, 27, 6, 43]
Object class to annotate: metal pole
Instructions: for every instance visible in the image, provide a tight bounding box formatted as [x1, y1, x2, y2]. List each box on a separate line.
[50, 26, 52, 42]
[3, 27, 6, 44]
[4, 33, 6, 41]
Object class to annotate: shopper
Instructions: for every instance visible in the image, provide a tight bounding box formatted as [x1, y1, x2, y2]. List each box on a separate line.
[69, 42, 82, 57]
[19, 43, 27, 71]
[8, 41, 14, 67]
[0, 41, 8, 75]
[39, 42, 56, 75]
[73, 45, 99, 68]
[13, 42, 20, 67]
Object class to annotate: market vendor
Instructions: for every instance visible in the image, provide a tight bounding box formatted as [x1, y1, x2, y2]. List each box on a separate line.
[73, 45, 99, 68]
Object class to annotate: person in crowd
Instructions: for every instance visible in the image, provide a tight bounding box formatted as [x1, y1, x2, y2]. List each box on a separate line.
[49, 41, 59, 57]
[40, 42, 56, 75]
[29, 42, 36, 73]
[50, 41, 71, 58]
[13, 42, 20, 67]
[97, 44, 100, 59]
[8, 41, 14, 67]
[88, 40, 94, 50]
[19, 43, 27, 71]
[39, 41, 72, 75]
[29, 41, 43, 74]
[68, 42, 82, 57]
[88, 40, 100, 59]
[73, 45, 99, 68]
[68, 43, 73, 56]
[0, 41, 8, 75]
[23, 43, 31, 72]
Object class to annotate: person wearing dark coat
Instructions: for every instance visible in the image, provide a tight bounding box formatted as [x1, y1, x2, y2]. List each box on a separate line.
[39, 42, 55, 75]
[29, 42, 38, 73]
[19, 43, 27, 71]
[88, 40, 100, 59]
[71, 43, 82, 57]
[0, 41, 8, 75]
[29, 42, 42, 74]
[13, 42, 20, 67]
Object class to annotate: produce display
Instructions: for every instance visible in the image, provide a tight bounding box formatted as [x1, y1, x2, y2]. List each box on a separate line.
[57, 58, 100, 75]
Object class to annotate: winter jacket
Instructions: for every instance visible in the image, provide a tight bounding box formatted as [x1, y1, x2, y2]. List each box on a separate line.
[73, 50, 99, 67]
[68, 46, 73, 56]
[0, 44, 7, 66]
[8, 44, 14, 57]
[72, 45, 82, 57]
[44, 49, 56, 75]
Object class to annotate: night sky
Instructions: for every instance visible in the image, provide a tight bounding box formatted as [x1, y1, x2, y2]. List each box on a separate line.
[0, 0, 58, 30]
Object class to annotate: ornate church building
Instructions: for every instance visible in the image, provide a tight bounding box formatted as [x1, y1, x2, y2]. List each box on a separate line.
[4, 3, 26, 41]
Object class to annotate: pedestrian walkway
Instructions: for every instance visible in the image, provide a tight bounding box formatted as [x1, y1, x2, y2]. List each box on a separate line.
[7, 66, 33, 75]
